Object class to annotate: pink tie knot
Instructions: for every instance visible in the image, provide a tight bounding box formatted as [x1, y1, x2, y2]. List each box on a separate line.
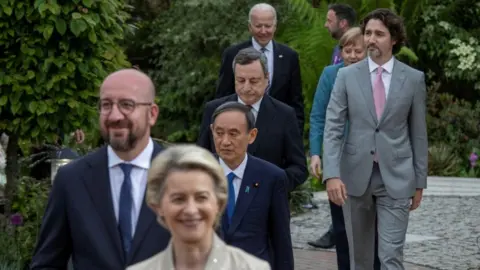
[376, 66, 383, 76]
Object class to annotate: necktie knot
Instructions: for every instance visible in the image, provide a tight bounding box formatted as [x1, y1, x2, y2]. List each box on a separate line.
[376, 66, 383, 75]
[260, 47, 267, 53]
[119, 163, 133, 176]
[227, 172, 236, 183]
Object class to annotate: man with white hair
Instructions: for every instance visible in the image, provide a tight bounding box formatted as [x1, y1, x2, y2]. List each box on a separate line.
[214, 3, 304, 135]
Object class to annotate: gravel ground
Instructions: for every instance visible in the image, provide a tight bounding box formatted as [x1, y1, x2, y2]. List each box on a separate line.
[290, 194, 480, 270]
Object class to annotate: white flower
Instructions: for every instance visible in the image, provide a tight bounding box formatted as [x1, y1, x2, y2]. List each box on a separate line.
[438, 21, 451, 31]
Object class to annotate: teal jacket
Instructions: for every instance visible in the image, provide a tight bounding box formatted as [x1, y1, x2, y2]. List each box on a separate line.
[309, 62, 346, 156]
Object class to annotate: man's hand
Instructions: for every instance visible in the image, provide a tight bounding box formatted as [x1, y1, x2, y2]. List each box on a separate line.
[410, 188, 423, 211]
[309, 155, 322, 179]
[73, 129, 85, 144]
[326, 178, 347, 206]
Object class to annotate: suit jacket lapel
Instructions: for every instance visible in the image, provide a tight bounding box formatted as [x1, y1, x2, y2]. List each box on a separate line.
[248, 96, 276, 155]
[269, 41, 282, 96]
[84, 147, 123, 261]
[356, 59, 378, 124]
[128, 143, 163, 262]
[227, 157, 258, 234]
[379, 59, 406, 124]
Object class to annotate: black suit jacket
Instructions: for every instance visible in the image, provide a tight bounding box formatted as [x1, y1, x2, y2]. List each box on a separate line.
[197, 94, 308, 191]
[31, 143, 171, 270]
[215, 40, 304, 134]
[219, 155, 294, 270]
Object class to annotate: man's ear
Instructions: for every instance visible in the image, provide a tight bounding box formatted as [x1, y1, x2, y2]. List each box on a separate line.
[339, 19, 348, 30]
[248, 128, 258, 145]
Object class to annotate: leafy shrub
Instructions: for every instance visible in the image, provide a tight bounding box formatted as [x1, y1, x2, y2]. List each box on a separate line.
[0, 0, 130, 144]
[0, 0, 130, 214]
[426, 81, 480, 161]
[428, 143, 463, 176]
[0, 260, 22, 270]
[0, 177, 49, 267]
[411, 0, 479, 98]
[289, 182, 313, 216]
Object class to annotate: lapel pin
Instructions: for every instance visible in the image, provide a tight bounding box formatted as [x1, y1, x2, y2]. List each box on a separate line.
[279, 55, 283, 58]
[254, 183, 259, 188]
[245, 186, 250, 193]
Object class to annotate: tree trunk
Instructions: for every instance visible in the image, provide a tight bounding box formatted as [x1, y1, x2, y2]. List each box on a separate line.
[4, 134, 19, 216]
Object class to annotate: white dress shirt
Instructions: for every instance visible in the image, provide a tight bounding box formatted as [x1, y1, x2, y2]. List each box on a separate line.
[219, 154, 248, 202]
[251, 38, 274, 84]
[237, 97, 262, 121]
[107, 138, 154, 237]
[368, 56, 395, 98]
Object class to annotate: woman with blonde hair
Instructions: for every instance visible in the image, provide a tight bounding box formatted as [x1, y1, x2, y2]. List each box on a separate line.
[127, 144, 270, 270]
[309, 26, 370, 270]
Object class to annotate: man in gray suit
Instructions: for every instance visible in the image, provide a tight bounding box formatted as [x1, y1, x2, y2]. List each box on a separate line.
[322, 9, 428, 270]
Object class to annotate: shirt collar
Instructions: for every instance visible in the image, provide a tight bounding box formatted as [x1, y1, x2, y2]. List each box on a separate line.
[251, 37, 273, 52]
[368, 56, 395, 74]
[237, 97, 262, 113]
[219, 154, 248, 180]
[107, 138, 154, 169]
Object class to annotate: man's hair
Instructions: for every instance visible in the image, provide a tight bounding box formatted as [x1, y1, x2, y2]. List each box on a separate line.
[328, 3, 356, 27]
[248, 3, 277, 25]
[211, 101, 255, 132]
[232, 47, 268, 77]
[360, 8, 407, 55]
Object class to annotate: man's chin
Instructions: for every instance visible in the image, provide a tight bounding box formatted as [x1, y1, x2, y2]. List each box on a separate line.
[109, 139, 134, 152]
[368, 49, 381, 58]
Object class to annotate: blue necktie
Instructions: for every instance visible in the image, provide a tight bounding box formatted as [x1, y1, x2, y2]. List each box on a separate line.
[226, 172, 236, 224]
[118, 163, 133, 257]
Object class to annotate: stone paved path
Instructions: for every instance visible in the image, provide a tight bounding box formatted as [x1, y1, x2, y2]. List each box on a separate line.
[294, 249, 435, 270]
[291, 177, 480, 270]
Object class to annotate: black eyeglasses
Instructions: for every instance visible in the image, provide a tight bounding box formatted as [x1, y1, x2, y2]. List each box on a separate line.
[98, 99, 152, 115]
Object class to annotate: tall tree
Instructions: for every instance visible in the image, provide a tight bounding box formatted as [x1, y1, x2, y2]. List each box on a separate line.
[0, 0, 130, 214]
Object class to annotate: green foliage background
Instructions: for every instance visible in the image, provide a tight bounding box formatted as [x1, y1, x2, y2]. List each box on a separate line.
[0, 0, 130, 144]
[0, 0, 131, 215]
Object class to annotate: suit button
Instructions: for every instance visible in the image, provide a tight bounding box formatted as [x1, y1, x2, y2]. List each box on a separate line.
[375, 128, 379, 132]
[370, 150, 375, 155]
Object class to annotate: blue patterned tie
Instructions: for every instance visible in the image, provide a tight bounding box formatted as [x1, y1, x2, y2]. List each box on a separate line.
[118, 163, 133, 258]
[226, 172, 236, 224]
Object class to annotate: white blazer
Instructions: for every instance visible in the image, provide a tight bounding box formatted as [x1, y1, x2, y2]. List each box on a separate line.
[127, 233, 271, 270]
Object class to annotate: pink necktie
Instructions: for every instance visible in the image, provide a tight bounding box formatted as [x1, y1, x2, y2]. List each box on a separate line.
[373, 67, 386, 162]
[373, 66, 386, 119]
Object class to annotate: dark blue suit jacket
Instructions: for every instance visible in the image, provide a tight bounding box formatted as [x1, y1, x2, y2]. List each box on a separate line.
[214, 40, 304, 134]
[30, 143, 171, 270]
[219, 155, 294, 270]
[198, 94, 307, 192]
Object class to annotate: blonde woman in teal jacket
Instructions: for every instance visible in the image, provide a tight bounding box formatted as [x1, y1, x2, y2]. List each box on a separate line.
[308, 26, 372, 270]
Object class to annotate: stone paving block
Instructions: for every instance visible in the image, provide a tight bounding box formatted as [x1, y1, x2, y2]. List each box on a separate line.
[294, 249, 436, 270]
[291, 196, 480, 270]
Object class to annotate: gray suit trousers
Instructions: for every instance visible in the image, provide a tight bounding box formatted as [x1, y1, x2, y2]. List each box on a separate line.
[343, 163, 410, 270]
